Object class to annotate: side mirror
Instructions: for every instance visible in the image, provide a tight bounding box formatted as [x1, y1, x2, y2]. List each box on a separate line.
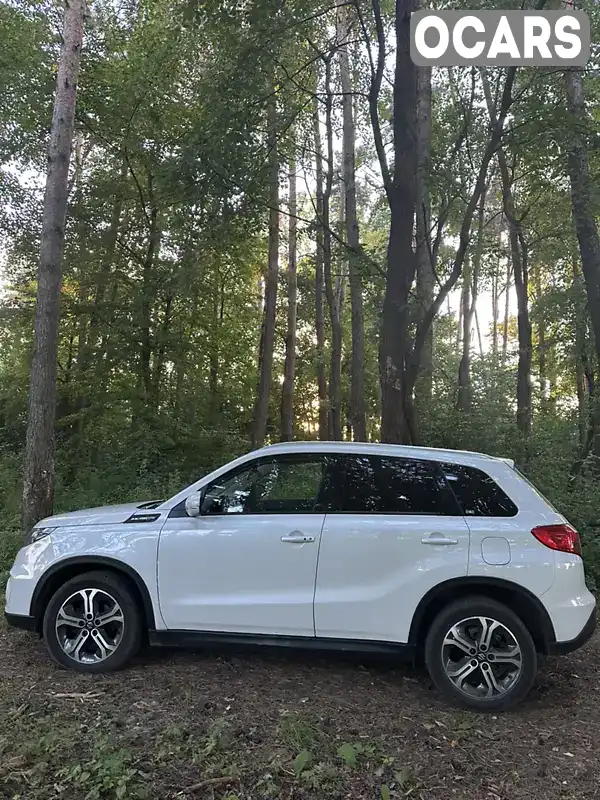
[185, 491, 202, 518]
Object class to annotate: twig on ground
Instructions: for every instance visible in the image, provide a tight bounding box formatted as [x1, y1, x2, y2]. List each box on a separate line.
[179, 776, 238, 794]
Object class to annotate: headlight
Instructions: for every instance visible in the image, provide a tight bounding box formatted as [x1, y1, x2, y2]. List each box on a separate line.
[24, 527, 56, 546]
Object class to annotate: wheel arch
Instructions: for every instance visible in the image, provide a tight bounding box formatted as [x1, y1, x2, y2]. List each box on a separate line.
[408, 577, 556, 654]
[30, 556, 156, 632]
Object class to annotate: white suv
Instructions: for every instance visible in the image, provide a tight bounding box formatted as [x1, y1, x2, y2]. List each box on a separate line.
[5, 442, 596, 711]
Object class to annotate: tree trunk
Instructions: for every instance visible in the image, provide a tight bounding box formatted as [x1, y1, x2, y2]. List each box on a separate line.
[414, 65, 434, 409]
[533, 264, 548, 408]
[572, 256, 588, 447]
[281, 156, 297, 442]
[313, 96, 328, 439]
[338, 0, 366, 441]
[379, 0, 419, 444]
[22, 0, 86, 533]
[565, 67, 600, 455]
[152, 292, 172, 409]
[491, 259, 499, 358]
[137, 173, 160, 423]
[209, 274, 221, 424]
[322, 59, 343, 440]
[502, 258, 510, 364]
[457, 192, 484, 412]
[457, 263, 471, 411]
[481, 69, 532, 435]
[498, 153, 532, 437]
[252, 92, 279, 448]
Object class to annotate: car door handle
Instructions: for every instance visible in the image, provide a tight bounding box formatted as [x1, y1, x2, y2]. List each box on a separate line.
[421, 533, 458, 545]
[281, 533, 315, 544]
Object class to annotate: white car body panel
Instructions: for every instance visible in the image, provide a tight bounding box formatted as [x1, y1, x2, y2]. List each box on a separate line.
[7, 511, 167, 628]
[158, 513, 324, 635]
[5, 441, 596, 653]
[314, 513, 470, 641]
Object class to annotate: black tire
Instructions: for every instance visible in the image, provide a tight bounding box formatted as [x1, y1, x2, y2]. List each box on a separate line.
[424, 596, 538, 712]
[42, 570, 142, 673]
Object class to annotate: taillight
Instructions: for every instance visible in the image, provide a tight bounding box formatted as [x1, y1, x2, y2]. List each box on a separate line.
[531, 523, 582, 557]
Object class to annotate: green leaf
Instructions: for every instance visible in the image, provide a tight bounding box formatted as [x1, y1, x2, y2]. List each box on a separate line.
[292, 749, 312, 774]
[394, 767, 413, 789]
[337, 742, 358, 766]
[380, 785, 391, 800]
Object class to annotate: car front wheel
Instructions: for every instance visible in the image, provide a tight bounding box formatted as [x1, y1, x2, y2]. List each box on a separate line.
[42, 570, 142, 672]
[424, 596, 538, 711]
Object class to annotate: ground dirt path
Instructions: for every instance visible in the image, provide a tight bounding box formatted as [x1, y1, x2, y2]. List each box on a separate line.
[1, 623, 599, 799]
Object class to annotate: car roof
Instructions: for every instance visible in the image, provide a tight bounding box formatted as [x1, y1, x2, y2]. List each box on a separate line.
[257, 440, 513, 467]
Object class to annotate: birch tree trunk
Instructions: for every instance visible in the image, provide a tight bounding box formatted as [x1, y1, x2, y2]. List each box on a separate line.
[22, 0, 86, 533]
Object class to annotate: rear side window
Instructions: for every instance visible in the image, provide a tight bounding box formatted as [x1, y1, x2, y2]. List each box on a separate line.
[340, 456, 457, 515]
[440, 462, 518, 517]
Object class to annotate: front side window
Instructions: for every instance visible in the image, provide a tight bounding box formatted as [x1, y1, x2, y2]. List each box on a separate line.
[201, 456, 328, 515]
[440, 462, 518, 517]
[340, 455, 456, 515]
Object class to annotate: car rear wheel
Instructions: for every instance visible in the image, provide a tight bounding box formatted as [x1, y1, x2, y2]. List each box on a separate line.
[43, 571, 142, 672]
[424, 596, 538, 711]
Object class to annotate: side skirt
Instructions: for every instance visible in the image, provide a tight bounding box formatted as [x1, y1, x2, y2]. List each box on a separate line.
[148, 629, 416, 660]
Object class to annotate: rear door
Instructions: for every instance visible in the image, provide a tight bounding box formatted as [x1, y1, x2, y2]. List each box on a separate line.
[314, 455, 471, 644]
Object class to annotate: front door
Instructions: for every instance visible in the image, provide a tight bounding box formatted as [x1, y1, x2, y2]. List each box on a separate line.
[158, 454, 332, 636]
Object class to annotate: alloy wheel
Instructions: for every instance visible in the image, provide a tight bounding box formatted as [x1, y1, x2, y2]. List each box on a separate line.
[441, 616, 523, 699]
[55, 588, 125, 664]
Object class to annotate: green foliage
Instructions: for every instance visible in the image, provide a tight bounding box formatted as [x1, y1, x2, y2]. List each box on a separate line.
[0, 0, 599, 590]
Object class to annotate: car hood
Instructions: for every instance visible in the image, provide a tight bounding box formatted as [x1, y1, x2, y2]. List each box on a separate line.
[34, 501, 162, 528]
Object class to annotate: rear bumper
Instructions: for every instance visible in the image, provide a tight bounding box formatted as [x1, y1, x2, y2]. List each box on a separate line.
[4, 612, 37, 632]
[549, 608, 596, 655]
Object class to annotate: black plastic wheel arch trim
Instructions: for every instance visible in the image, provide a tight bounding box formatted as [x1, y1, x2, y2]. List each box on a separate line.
[407, 576, 557, 652]
[29, 556, 156, 629]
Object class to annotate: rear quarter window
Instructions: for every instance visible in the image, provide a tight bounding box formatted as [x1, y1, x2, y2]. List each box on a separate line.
[440, 462, 518, 517]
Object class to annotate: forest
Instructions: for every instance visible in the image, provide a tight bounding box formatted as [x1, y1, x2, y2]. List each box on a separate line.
[1, 0, 600, 587]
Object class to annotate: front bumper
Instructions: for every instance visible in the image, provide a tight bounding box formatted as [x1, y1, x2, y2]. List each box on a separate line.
[548, 607, 596, 655]
[4, 612, 37, 632]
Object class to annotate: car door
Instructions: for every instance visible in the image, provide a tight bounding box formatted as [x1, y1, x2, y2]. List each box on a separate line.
[314, 454, 471, 644]
[439, 461, 555, 596]
[157, 453, 332, 636]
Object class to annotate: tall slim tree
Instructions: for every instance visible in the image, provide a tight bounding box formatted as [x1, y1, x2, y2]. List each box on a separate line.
[414, 65, 434, 410]
[457, 191, 485, 412]
[322, 58, 343, 440]
[22, 0, 87, 533]
[337, 0, 366, 441]
[378, 0, 419, 443]
[252, 92, 279, 448]
[313, 95, 329, 440]
[281, 155, 297, 442]
[565, 66, 600, 454]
